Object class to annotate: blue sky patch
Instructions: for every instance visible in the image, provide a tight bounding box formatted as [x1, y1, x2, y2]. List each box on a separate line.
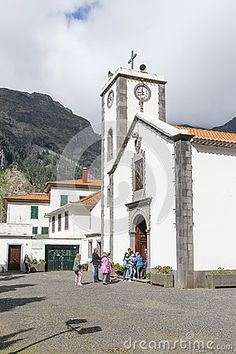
[66, 1, 99, 22]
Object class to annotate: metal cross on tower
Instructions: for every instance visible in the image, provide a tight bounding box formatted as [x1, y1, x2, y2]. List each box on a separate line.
[128, 50, 137, 70]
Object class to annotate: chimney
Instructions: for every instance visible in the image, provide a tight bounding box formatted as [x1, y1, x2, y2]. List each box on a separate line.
[82, 167, 88, 183]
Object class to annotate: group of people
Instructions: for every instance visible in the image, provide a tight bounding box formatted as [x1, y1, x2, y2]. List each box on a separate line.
[122, 248, 148, 282]
[91, 249, 112, 285]
[73, 248, 112, 286]
[73, 247, 148, 286]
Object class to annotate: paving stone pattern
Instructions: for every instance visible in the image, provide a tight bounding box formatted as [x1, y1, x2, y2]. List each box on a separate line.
[0, 271, 236, 353]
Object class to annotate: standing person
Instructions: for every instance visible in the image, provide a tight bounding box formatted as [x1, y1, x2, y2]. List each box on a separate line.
[107, 252, 112, 283]
[100, 252, 112, 285]
[92, 248, 101, 282]
[24, 254, 31, 273]
[122, 252, 129, 281]
[73, 253, 83, 286]
[136, 252, 143, 279]
[128, 253, 137, 281]
[142, 248, 148, 279]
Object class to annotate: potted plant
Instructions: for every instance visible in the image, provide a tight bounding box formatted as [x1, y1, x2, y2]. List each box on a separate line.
[151, 265, 174, 287]
[30, 259, 46, 272]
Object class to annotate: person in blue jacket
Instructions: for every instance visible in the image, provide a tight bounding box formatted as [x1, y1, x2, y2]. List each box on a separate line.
[135, 252, 143, 279]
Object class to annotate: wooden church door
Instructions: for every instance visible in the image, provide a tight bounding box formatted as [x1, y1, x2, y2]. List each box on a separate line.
[135, 226, 147, 256]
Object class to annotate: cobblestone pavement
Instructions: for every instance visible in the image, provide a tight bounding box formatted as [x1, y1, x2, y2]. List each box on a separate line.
[0, 271, 236, 354]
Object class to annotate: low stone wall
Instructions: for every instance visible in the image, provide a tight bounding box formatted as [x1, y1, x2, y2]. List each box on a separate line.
[206, 274, 236, 289]
[151, 272, 174, 288]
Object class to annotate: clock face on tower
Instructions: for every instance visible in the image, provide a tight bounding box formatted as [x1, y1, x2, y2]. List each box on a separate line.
[134, 83, 151, 102]
[107, 89, 114, 108]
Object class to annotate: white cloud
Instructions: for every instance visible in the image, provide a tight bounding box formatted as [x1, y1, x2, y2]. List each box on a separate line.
[0, 0, 236, 130]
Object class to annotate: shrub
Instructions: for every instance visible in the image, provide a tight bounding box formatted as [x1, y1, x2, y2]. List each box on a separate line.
[113, 263, 123, 276]
[30, 259, 38, 265]
[154, 265, 173, 274]
[146, 272, 151, 280]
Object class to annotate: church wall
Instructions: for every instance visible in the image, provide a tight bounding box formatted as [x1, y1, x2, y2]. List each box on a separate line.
[112, 121, 176, 268]
[138, 124, 176, 269]
[192, 145, 236, 270]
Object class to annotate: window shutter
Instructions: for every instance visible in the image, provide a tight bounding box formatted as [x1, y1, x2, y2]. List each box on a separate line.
[32, 226, 38, 234]
[31, 206, 38, 219]
[60, 195, 68, 207]
[41, 227, 49, 235]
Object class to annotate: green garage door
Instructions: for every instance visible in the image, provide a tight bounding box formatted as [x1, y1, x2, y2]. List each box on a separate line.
[45, 245, 80, 271]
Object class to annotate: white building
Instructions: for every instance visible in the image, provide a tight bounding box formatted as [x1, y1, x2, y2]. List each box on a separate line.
[100, 67, 236, 288]
[0, 168, 101, 272]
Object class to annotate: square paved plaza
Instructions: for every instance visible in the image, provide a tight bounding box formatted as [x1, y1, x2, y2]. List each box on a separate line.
[0, 271, 236, 353]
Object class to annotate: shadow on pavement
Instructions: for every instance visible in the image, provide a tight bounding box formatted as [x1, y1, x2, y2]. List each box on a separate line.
[0, 276, 25, 282]
[0, 284, 36, 294]
[9, 318, 102, 353]
[0, 296, 46, 313]
[0, 328, 33, 350]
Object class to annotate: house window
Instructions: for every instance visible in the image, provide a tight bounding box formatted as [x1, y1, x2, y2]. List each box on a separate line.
[88, 240, 93, 258]
[60, 195, 68, 207]
[32, 226, 38, 235]
[58, 214, 61, 231]
[31, 206, 38, 219]
[107, 128, 113, 161]
[52, 216, 55, 233]
[134, 159, 144, 191]
[65, 211, 69, 230]
[41, 227, 49, 235]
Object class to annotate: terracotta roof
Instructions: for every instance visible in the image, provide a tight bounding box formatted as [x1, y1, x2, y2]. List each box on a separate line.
[71, 191, 101, 206]
[176, 126, 236, 147]
[5, 193, 50, 203]
[44, 179, 101, 192]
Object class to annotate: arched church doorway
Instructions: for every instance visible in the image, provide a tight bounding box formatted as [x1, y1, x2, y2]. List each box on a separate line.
[133, 214, 147, 257]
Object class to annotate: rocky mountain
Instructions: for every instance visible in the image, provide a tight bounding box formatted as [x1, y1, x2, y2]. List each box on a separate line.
[0, 87, 101, 221]
[212, 117, 236, 133]
[0, 88, 101, 192]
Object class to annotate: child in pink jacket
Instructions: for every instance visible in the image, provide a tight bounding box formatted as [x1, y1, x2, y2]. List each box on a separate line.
[100, 252, 112, 285]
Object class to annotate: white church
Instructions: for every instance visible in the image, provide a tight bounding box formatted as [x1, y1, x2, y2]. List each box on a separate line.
[100, 65, 236, 288]
[0, 62, 236, 288]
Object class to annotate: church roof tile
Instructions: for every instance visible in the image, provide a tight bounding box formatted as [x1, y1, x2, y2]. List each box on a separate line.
[176, 126, 236, 147]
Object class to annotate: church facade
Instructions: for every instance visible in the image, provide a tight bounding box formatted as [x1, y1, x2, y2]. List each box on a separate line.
[100, 67, 236, 288]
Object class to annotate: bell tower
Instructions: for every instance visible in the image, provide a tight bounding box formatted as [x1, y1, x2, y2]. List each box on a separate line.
[100, 56, 167, 254]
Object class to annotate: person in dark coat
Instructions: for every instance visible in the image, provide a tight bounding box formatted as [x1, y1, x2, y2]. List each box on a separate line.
[24, 254, 31, 273]
[92, 248, 101, 282]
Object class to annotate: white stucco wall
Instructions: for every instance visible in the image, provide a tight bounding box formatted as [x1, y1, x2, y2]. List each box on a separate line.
[0, 237, 95, 271]
[192, 145, 236, 270]
[49, 186, 98, 211]
[112, 120, 176, 268]
[7, 202, 50, 233]
[48, 207, 91, 239]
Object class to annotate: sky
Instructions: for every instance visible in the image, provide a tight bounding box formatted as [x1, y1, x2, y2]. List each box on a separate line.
[0, 0, 236, 131]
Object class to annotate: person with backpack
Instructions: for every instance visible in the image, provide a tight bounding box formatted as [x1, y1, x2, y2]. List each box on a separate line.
[91, 248, 101, 282]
